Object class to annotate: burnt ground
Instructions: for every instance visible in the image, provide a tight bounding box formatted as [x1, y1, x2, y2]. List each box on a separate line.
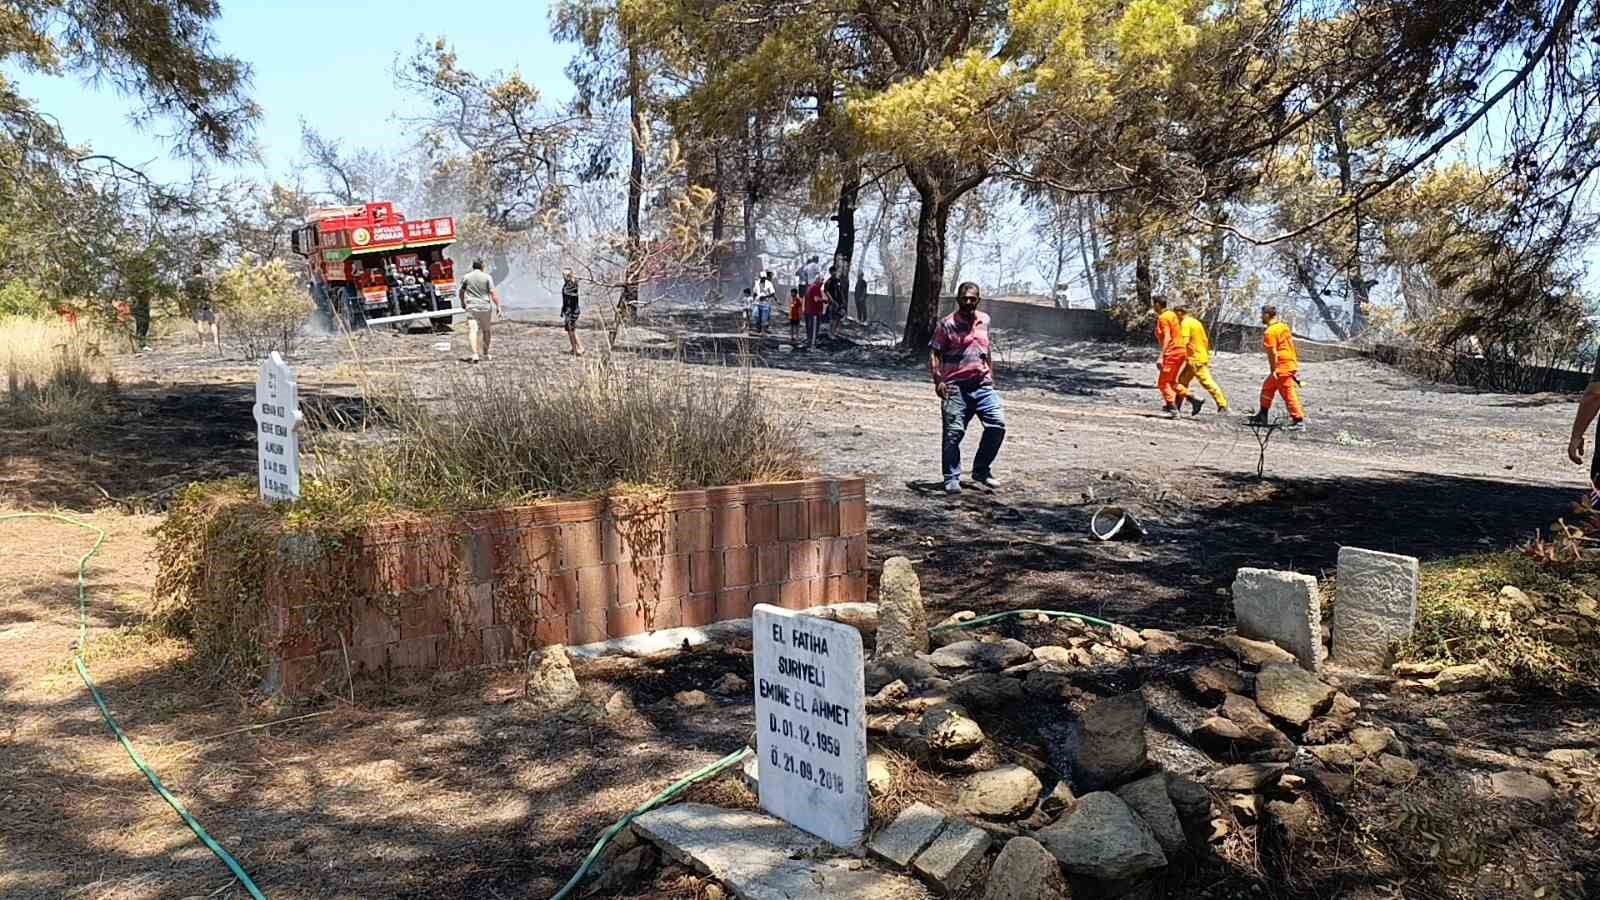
[1, 314, 1595, 898]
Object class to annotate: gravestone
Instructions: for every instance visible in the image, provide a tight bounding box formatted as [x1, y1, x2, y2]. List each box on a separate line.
[1232, 568, 1322, 671]
[254, 351, 303, 503]
[1331, 547, 1420, 672]
[753, 603, 868, 848]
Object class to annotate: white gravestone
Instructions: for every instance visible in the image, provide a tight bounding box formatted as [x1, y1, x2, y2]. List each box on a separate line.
[254, 351, 303, 503]
[752, 603, 868, 849]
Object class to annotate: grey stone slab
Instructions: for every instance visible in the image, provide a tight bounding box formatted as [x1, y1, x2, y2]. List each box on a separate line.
[869, 802, 949, 868]
[912, 817, 992, 894]
[1232, 568, 1323, 671]
[1331, 547, 1420, 672]
[635, 803, 928, 900]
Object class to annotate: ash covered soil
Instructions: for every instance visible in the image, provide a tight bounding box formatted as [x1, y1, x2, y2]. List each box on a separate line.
[1, 314, 1596, 899]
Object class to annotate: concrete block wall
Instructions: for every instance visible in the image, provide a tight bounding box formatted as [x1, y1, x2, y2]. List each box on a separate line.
[267, 477, 868, 696]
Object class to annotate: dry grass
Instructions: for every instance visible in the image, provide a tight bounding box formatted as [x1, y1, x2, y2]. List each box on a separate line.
[1398, 550, 1600, 691]
[303, 350, 812, 512]
[1, 316, 120, 442]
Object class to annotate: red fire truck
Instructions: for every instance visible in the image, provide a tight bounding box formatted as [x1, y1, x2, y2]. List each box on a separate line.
[288, 202, 461, 329]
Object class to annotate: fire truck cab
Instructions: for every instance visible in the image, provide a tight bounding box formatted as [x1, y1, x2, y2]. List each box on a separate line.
[289, 202, 461, 330]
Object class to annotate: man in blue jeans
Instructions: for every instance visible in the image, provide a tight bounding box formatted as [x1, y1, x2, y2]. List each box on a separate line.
[929, 281, 1006, 495]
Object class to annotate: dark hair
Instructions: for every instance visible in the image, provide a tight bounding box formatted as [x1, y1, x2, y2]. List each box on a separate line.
[472, 259, 485, 271]
[1262, 304, 1278, 318]
[791, 287, 800, 296]
[957, 281, 981, 298]
[829, 265, 837, 274]
[1152, 296, 1167, 308]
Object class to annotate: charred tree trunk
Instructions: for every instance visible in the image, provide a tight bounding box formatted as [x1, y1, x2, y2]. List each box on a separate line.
[1328, 103, 1369, 337]
[711, 149, 726, 244]
[614, 40, 644, 344]
[1135, 240, 1153, 306]
[1291, 253, 1350, 340]
[905, 192, 949, 350]
[833, 161, 860, 301]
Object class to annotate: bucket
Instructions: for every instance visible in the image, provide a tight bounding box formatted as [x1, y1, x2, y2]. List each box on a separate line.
[1090, 505, 1143, 542]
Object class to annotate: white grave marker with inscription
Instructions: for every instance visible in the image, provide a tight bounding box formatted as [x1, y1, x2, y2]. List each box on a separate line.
[752, 603, 868, 848]
[254, 351, 303, 503]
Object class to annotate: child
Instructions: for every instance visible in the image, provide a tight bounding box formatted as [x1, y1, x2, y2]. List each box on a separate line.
[741, 287, 755, 332]
[788, 287, 803, 343]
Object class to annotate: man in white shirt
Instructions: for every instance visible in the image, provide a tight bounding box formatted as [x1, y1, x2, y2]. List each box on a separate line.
[754, 270, 776, 333]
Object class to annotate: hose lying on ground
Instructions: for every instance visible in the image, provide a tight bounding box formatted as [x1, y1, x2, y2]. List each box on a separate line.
[548, 746, 753, 900]
[0, 513, 268, 900]
[929, 608, 1117, 633]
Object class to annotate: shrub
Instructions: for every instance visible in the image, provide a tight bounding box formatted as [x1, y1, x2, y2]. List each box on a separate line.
[304, 352, 812, 511]
[1, 315, 118, 441]
[216, 258, 312, 359]
[1397, 550, 1600, 692]
[0, 280, 52, 317]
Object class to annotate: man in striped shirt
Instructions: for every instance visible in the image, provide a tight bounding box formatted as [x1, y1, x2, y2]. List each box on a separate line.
[929, 281, 1006, 495]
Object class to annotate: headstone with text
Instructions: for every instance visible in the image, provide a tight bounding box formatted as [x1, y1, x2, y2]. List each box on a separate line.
[254, 351, 303, 503]
[752, 603, 868, 848]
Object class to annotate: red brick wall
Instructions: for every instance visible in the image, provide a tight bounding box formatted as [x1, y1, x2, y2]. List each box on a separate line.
[268, 477, 868, 696]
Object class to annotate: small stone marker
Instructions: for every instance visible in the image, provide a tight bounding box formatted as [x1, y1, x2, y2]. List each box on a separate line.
[753, 603, 868, 848]
[253, 351, 303, 503]
[1231, 568, 1323, 671]
[1331, 547, 1420, 672]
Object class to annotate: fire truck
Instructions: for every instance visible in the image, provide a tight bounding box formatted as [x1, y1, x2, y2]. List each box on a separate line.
[288, 202, 461, 330]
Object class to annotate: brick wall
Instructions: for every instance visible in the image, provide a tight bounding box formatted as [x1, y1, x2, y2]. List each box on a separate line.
[266, 477, 868, 696]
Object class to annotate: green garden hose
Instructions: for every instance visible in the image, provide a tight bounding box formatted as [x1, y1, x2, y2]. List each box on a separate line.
[929, 608, 1118, 633]
[549, 746, 753, 900]
[0, 513, 268, 900]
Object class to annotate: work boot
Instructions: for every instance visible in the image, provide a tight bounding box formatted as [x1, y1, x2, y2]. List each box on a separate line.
[1188, 396, 1205, 416]
[973, 475, 1002, 491]
[943, 479, 963, 496]
[1244, 410, 1268, 426]
[1163, 405, 1179, 419]
[1284, 419, 1306, 433]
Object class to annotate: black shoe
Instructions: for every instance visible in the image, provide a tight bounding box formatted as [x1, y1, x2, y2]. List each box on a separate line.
[1188, 396, 1205, 416]
[1244, 410, 1268, 426]
[1163, 406, 1178, 420]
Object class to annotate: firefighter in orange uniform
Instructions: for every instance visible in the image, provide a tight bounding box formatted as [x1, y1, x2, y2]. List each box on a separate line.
[1153, 296, 1188, 418]
[1174, 302, 1227, 415]
[1247, 304, 1306, 431]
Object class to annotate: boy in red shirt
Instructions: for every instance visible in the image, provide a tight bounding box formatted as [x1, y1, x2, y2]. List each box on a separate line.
[788, 288, 803, 343]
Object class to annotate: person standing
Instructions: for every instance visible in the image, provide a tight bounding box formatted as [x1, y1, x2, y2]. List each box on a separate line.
[854, 269, 869, 322]
[824, 264, 845, 339]
[799, 254, 821, 289]
[561, 268, 584, 356]
[184, 265, 220, 355]
[1175, 302, 1227, 415]
[1153, 296, 1188, 418]
[788, 287, 803, 344]
[929, 282, 1006, 495]
[1247, 304, 1305, 430]
[802, 274, 826, 350]
[755, 270, 776, 333]
[1565, 355, 1600, 495]
[458, 259, 502, 363]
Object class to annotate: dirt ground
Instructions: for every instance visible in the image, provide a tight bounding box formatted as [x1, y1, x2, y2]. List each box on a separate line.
[2, 314, 1595, 898]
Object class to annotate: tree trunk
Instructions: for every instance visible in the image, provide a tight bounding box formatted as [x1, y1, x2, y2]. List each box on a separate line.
[1135, 241, 1153, 306]
[614, 40, 644, 344]
[833, 161, 860, 300]
[946, 204, 968, 294]
[1291, 253, 1350, 339]
[1202, 202, 1227, 331]
[1328, 103, 1369, 337]
[711, 149, 725, 244]
[877, 181, 902, 307]
[904, 194, 949, 350]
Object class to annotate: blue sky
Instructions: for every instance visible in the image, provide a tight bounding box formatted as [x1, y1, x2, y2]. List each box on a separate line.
[6, 1, 577, 184]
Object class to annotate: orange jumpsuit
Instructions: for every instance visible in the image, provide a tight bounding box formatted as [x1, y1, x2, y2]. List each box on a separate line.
[1260, 320, 1305, 421]
[1155, 309, 1188, 407]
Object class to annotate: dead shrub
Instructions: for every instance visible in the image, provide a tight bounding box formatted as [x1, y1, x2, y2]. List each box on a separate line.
[304, 351, 812, 511]
[1, 316, 118, 442]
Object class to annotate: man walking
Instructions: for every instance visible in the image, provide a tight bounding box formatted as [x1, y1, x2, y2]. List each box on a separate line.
[930, 282, 1006, 495]
[184, 265, 220, 355]
[1153, 296, 1188, 418]
[561, 268, 584, 356]
[1247, 304, 1305, 430]
[1565, 354, 1600, 496]
[458, 259, 502, 363]
[1175, 302, 1227, 415]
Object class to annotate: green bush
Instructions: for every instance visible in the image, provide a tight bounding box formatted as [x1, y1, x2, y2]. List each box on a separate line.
[216, 258, 313, 359]
[0, 280, 52, 317]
